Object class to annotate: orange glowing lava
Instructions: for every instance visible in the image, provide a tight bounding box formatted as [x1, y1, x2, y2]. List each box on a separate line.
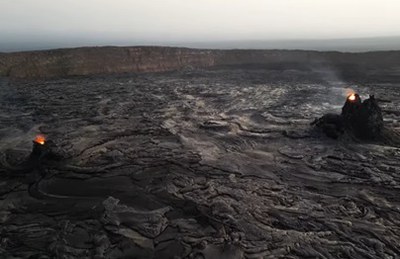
[348, 93, 356, 101]
[34, 135, 46, 145]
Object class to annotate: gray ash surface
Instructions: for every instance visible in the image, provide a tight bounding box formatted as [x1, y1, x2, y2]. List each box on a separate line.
[0, 69, 400, 258]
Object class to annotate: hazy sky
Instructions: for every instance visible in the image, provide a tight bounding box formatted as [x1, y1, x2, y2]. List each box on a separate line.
[1, 0, 400, 51]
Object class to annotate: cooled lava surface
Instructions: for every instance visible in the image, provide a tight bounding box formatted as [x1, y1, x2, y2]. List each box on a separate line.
[0, 69, 399, 258]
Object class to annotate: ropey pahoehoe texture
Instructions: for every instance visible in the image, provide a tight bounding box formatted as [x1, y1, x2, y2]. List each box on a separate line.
[1, 68, 399, 258]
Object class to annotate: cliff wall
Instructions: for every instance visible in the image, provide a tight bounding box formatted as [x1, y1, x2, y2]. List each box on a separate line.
[1, 46, 400, 79]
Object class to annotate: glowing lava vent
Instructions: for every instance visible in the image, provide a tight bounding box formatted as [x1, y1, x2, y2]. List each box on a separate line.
[348, 93, 357, 102]
[34, 135, 46, 145]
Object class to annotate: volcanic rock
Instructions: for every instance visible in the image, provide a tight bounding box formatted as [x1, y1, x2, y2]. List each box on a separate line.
[1, 47, 400, 80]
[314, 94, 384, 140]
[311, 113, 344, 139]
[354, 95, 384, 139]
[1, 67, 400, 258]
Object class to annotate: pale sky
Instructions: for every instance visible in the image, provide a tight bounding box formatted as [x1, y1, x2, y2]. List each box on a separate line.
[1, 0, 400, 51]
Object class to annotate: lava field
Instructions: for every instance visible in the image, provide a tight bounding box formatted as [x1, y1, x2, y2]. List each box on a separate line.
[0, 68, 399, 258]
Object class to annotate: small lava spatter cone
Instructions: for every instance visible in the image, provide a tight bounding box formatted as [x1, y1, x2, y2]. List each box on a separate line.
[341, 94, 383, 139]
[314, 93, 385, 140]
[30, 135, 49, 160]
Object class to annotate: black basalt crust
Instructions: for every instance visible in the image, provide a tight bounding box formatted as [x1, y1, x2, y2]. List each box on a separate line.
[311, 113, 344, 139]
[1, 70, 400, 258]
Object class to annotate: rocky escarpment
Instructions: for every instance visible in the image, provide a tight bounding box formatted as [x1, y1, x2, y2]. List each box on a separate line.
[1, 46, 400, 79]
[0, 47, 217, 78]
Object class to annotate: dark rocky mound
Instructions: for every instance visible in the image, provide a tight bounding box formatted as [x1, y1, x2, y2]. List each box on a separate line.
[312, 94, 385, 140]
